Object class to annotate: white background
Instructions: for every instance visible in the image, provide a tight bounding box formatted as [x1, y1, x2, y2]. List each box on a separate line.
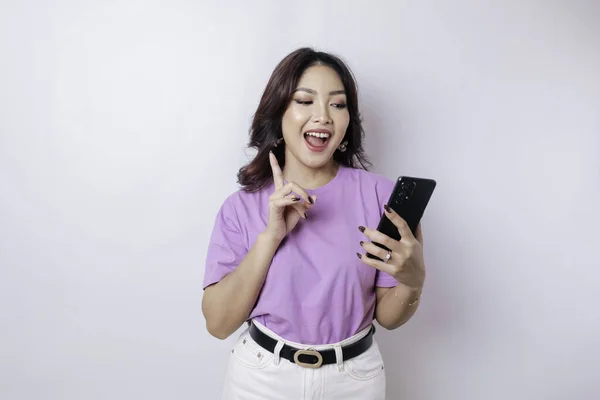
[1, 1, 599, 399]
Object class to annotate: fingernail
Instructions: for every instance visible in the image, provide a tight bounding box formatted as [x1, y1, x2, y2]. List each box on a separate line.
[304, 212, 308, 219]
[383, 204, 391, 213]
[358, 226, 365, 233]
[359, 241, 364, 246]
[309, 196, 314, 204]
[356, 252, 362, 259]
[292, 197, 300, 202]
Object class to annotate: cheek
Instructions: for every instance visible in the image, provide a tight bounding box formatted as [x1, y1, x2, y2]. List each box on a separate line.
[334, 112, 351, 134]
[282, 107, 311, 134]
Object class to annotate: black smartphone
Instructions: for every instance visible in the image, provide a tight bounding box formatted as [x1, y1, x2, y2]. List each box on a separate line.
[367, 176, 437, 260]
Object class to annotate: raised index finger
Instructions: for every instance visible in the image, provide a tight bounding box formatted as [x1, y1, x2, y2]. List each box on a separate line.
[269, 151, 284, 189]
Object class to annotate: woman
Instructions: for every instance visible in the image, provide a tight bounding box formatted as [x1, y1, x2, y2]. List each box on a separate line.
[202, 48, 427, 399]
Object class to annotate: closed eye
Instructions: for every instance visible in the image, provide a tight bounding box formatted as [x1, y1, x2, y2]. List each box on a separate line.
[294, 100, 313, 105]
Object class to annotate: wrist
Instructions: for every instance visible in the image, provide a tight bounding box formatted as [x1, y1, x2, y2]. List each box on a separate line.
[396, 270, 425, 293]
[258, 231, 283, 248]
[394, 283, 422, 302]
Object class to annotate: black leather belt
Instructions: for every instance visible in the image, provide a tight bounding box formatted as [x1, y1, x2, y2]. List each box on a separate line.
[248, 322, 375, 368]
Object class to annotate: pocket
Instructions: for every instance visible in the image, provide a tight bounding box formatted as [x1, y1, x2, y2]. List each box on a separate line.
[343, 340, 385, 381]
[231, 330, 274, 370]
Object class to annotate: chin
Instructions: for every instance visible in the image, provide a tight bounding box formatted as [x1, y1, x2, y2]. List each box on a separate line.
[299, 150, 337, 169]
[285, 136, 340, 169]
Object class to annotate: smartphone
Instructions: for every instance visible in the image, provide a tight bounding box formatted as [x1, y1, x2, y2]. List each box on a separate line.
[367, 176, 437, 260]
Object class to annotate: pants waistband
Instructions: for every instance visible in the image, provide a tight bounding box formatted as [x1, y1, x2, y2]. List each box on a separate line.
[249, 320, 374, 350]
[247, 320, 375, 368]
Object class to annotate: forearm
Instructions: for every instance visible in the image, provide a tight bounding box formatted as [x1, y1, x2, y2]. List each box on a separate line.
[202, 232, 281, 339]
[375, 284, 422, 330]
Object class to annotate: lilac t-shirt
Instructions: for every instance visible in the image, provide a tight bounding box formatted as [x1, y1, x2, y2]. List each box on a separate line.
[203, 166, 399, 344]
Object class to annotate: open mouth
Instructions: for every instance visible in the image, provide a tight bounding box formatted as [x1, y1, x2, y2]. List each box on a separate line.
[303, 131, 331, 152]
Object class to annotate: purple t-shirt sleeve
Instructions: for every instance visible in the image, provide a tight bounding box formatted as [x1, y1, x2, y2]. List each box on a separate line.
[203, 199, 248, 289]
[374, 177, 400, 288]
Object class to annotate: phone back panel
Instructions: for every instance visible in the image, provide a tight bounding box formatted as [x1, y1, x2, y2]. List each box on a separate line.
[369, 176, 436, 259]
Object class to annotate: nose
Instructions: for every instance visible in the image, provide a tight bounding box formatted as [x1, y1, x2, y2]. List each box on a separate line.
[312, 101, 332, 124]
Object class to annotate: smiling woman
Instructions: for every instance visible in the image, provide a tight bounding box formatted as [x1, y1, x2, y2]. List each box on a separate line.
[236, 48, 371, 192]
[201, 47, 428, 400]
[284, 71, 349, 159]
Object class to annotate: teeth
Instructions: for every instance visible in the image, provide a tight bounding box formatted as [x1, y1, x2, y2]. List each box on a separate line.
[305, 132, 330, 139]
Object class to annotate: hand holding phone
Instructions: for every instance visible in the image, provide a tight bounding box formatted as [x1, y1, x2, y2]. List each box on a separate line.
[366, 176, 436, 261]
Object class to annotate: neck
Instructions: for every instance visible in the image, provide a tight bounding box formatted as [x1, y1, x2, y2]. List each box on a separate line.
[282, 151, 340, 190]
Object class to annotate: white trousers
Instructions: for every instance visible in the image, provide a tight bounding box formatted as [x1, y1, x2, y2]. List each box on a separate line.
[221, 321, 386, 400]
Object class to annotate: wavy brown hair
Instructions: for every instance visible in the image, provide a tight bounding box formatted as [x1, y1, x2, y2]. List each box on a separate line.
[237, 47, 371, 192]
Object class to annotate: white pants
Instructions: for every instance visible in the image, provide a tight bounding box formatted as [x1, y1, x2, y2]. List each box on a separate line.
[221, 321, 386, 400]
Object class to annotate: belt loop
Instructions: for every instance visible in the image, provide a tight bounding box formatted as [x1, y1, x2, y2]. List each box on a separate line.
[334, 345, 344, 372]
[273, 340, 284, 365]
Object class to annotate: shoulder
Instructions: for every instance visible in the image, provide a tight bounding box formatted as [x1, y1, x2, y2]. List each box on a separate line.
[214, 183, 272, 220]
[345, 167, 396, 194]
[223, 182, 273, 205]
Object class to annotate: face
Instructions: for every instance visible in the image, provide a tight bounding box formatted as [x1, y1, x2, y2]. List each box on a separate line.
[281, 65, 350, 169]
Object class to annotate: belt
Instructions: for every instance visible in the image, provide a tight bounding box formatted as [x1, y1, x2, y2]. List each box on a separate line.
[248, 322, 375, 369]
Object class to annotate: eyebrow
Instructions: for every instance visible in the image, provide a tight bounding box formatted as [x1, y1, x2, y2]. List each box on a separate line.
[294, 87, 346, 96]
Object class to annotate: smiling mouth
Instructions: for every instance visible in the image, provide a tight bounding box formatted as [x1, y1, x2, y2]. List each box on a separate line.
[304, 131, 331, 150]
[303, 131, 331, 152]
[304, 132, 331, 145]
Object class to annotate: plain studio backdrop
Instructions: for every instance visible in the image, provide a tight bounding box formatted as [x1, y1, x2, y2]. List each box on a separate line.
[1, 1, 599, 399]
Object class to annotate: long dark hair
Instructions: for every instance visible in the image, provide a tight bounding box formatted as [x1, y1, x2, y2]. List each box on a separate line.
[237, 47, 371, 192]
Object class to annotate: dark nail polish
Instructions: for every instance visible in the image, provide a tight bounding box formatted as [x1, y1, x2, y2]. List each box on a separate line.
[293, 197, 300, 202]
[359, 241, 364, 246]
[358, 226, 365, 233]
[309, 196, 314, 204]
[304, 213, 308, 219]
[356, 252, 362, 259]
[384, 204, 391, 213]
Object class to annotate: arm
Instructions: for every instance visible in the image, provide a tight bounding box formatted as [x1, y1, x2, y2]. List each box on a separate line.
[202, 152, 312, 340]
[202, 232, 281, 340]
[375, 284, 421, 330]
[358, 206, 427, 330]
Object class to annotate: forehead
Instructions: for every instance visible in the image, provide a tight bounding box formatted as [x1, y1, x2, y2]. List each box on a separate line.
[296, 65, 345, 91]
